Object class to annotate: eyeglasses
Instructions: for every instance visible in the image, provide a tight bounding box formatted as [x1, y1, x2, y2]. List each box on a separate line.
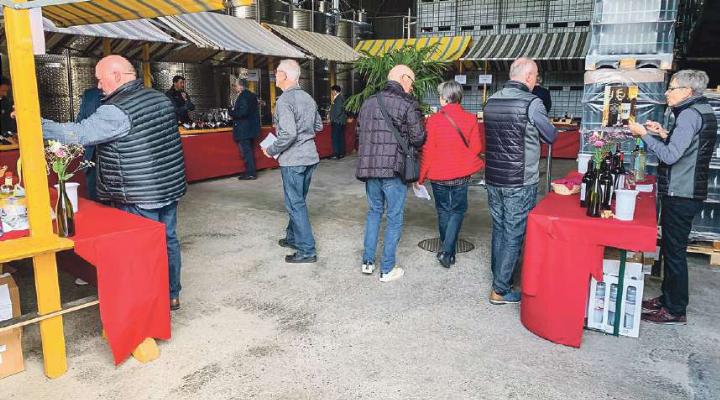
[403, 74, 415, 85]
[667, 86, 688, 92]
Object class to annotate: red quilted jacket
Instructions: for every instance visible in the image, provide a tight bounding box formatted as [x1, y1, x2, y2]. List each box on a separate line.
[419, 103, 485, 183]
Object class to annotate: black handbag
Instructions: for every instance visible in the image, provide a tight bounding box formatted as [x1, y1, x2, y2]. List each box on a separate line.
[376, 92, 420, 183]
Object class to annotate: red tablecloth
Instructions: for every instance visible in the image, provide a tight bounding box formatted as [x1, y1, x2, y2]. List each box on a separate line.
[520, 173, 657, 347]
[181, 122, 357, 182]
[476, 124, 580, 159]
[1, 197, 170, 364]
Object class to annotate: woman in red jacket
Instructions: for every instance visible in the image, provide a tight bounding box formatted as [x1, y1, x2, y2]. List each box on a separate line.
[419, 80, 485, 268]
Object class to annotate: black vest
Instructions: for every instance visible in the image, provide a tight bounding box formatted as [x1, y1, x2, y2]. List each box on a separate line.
[483, 81, 540, 187]
[658, 96, 717, 200]
[96, 80, 187, 204]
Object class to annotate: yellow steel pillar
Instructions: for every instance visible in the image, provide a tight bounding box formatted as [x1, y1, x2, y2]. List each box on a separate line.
[142, 44, 152, 88]
[268, 58, 277, 117]
[102, 37, 112, 56]
[4, 1, 67, 378]
[247, 54, 256, 93]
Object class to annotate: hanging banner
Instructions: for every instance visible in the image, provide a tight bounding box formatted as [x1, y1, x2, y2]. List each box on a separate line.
[30, 8, 46, 55]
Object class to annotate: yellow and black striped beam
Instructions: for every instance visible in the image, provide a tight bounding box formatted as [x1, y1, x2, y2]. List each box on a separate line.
[354, 36, 472, 62]
[35, 0, 226, 27]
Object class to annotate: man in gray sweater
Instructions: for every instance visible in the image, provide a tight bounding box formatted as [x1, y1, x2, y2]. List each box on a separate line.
[263, 59, 324, 263]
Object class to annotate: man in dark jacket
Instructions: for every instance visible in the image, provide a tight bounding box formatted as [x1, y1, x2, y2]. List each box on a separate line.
[329, 85, 348, 159]
[166, 75, 195, 124]
[629, 69, 716, 325]
[531, 75, 552, 114]
[0, 76, 16, 138]
[230, 78, 261, 180]
[356, 64, 426, 282]
[483, 57, 557, 305]
[41, 56, 187, 311]
[76, 87, 103, 200]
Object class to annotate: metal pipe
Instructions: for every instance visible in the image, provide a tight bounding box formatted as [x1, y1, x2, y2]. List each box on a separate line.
[65, 49, 74, 122]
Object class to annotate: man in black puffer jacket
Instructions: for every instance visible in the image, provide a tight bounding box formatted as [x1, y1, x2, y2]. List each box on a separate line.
[41, 55, 187, 311]
[356, 65, 426, 282]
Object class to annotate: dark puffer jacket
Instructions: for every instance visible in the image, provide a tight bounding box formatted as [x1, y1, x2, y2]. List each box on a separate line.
[356, 81, 426, 180]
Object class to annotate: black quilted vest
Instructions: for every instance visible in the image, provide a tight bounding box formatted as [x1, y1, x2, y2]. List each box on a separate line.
[658, 96, 717, 200]
[96, 80, 187, 204]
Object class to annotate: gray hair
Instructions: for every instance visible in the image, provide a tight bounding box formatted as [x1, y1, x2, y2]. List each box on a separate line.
[277, 59, 301, 81]
[509, 57, 537, 80]
[671, 69, 709, 95]
[437, 80, 463, 104]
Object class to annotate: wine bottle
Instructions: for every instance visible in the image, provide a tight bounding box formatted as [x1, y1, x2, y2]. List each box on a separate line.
[580, 159, 595, 208]
[586, 172, 602, 218]
[600, 158, 614, 210]
[615, 152, 627, 191]
[633, 138, 646, 181]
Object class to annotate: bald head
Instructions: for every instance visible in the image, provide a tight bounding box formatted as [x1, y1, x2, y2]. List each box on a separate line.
[509, 57, 538, 90]
[388, 64, 415, 94]
[95, 55, 137, 95]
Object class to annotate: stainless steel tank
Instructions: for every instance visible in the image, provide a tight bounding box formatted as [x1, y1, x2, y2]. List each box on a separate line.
[336, 19, 352, 45]
[291, 8, 312, 31]
[35, 54, 71, 122]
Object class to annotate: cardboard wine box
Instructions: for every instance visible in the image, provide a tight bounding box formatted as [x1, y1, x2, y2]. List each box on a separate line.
[0, 273, 25, 379]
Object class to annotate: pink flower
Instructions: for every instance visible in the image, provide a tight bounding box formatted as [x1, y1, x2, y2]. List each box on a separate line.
[55, 148, 67, 158]
[593, 140, 605, 147]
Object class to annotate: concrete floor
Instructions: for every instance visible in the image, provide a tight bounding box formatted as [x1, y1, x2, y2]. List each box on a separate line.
[1, 157, 719, 400]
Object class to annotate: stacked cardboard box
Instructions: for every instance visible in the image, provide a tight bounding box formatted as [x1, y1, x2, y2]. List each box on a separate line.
[0, 273, 24, 379]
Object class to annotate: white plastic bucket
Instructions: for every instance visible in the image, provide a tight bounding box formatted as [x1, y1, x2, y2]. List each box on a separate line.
[615, 189, 639, 221]
[578, 153, 592, 174]
[54, 182, 80, 213]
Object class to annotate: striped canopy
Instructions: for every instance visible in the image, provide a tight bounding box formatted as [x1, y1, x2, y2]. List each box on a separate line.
[266, 24, 360, 63]
[18, 0, 226, 27]
[355, 36, 472, 62]
[461, 32, 589, 61]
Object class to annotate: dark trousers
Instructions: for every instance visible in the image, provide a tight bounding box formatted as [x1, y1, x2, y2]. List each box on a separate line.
[660, 196, 703, 316]
[83, 145, 97, 201]
[331, 123, 346, 157]
[237, 139, 256, 177]
[431, 183, 469, 256]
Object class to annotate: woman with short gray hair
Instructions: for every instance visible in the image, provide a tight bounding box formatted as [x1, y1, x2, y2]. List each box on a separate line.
[418, 80, 485, 268]
[629, 69, 717, 325]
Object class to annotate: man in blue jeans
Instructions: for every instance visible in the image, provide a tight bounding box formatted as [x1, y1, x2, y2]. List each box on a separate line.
[263, 59, 323, 264]
[356, 65, 426, 282]
[483, 58, 557, 304]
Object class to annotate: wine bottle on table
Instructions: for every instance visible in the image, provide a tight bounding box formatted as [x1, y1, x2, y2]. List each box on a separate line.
[580, 159, 595, 208]
[586, 171, 602, 218]
[614, 152, 627, 191]
[633, 138, 646, 181]
[600, 158, 614, 210]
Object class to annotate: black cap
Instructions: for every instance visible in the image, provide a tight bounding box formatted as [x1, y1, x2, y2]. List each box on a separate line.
[172, 75, 185, 83]
[331, 85, 342, 93]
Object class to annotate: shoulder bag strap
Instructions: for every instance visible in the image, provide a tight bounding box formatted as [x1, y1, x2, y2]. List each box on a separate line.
[377, 92, 412, 155]
[440, 110, 469, 148]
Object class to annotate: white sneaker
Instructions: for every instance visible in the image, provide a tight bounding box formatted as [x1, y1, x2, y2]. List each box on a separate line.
[362, 262, 375, 274]
[75, 278, 88, 286]
[379, 267, 404, 282]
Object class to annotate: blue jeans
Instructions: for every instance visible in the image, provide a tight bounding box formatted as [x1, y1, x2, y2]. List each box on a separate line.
[281, 164, 317, 257]
[486, 184, 538, 295]
[115, 201, 182, 299]
[363, 177, 408, 273]
[237, 139, 256, 177]
[431, 183, 469, 256]
[331, 123, 346, 157]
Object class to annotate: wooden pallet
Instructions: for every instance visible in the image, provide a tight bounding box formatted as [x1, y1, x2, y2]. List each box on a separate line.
[687, 241, 720, 266]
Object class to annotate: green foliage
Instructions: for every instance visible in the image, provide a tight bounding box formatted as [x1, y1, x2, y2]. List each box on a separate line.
[345, 44, 448, 113]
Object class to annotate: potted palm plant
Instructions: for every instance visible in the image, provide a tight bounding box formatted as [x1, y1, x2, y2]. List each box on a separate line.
[345, 44, 449, 114]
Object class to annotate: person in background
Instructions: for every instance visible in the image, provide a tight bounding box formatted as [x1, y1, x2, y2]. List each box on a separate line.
[0, 76, 17, 138]
[263, 59, 324, 264]
[230, 78, 261, 181]
[329, 85, 348, 160]
[355, 64, 426, 282]
[40, 55, 187, 311]
[418, 80, 485, 268]
[76, 87, 103, 201]
[531, 74, 552, 114]
[483, 57, 557, 305]
[629, 69, 716, 325]
[166, 75, 195, 124]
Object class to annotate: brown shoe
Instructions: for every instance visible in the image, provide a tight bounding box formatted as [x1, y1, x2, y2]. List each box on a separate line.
[170, 298, 180, 311]
[641, 307, 686, 325]
[642, 296, 663, 314]
[489, 290, 521, 305]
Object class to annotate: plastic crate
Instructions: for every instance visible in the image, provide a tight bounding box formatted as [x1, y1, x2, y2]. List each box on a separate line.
[691, 202, 720, 241]
[588, 21, 675, 56]
[457, 0, 499, 26]
[501, 0, 548, 24]
[548, 0, 594, 23]
[592, 0, 678, 24]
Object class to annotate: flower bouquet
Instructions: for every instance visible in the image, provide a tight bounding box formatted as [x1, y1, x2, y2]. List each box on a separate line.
[584, 130, 632, 169]
[45, 140, 93, 237]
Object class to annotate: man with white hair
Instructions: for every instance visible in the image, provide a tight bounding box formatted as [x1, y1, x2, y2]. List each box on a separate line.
[483, 57, 557, 305]
[40, 55, 187, 310]
[629, 69, 717, 325]
[263, 59, 324, 263]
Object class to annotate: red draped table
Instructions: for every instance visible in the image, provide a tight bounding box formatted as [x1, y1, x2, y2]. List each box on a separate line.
[476, 123, 580, 159]
[1, 197, 170, 364]
[520, 173, 657, 347]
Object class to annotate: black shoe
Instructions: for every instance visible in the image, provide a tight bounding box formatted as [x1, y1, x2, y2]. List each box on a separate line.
[338, 155, 345, 159]
[285, 253, 317, 264]
[170, 298, 180, 311]
[437, 252, 453, 268]
[330, 155, 339, 160]
[238, 174, 257, 180]
[278, 238, 298, 250]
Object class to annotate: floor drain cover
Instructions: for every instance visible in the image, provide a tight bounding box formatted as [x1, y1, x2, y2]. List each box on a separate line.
[417, 238, 475, 253]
